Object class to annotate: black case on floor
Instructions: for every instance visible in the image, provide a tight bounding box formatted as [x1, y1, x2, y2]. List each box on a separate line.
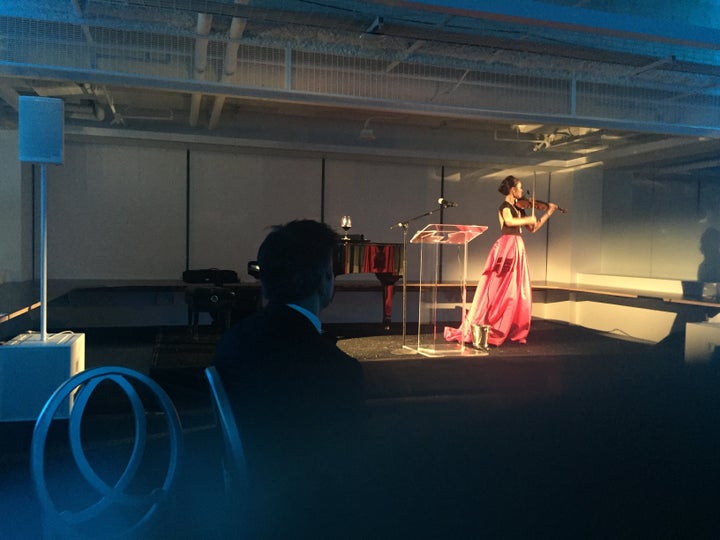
[182, 268, 239, 286]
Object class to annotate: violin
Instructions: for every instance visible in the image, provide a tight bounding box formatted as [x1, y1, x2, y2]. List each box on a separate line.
[515, 197, 568, 214]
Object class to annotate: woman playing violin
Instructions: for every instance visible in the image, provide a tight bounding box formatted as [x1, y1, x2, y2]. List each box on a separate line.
[444, 175, 557, 347]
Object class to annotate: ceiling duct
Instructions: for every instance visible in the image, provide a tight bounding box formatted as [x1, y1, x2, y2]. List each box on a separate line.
[493, 129, 541, 144]
[208, 0, 249, 130]
[65, 102, 105, 121]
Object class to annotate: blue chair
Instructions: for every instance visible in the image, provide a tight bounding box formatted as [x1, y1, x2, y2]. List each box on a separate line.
[204, 366, 250, 535]
[204, 367, 248, 495]
[31, 366, 183, 539]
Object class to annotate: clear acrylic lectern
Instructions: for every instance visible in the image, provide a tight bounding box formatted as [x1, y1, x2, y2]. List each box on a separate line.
[405, 224, 488, 357]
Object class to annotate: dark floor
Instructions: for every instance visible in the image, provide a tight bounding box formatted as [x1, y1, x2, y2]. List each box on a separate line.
[2, 319, 720, 539]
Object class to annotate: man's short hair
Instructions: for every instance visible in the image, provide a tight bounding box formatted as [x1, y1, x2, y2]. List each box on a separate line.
[257, 219, 339, 304]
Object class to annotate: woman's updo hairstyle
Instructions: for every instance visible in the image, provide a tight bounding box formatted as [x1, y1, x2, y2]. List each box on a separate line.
[498, 175, 519, 196]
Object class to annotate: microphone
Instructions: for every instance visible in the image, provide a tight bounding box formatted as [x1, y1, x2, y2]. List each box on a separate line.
[438, 197, 459, 208]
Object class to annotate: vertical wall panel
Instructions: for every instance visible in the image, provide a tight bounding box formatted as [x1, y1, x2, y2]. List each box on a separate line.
[602, 171, 706, 280]
[324, 159, 438, 282]
[31, 137, 718, 291]
[440, 167, 502, 282]
[0, 131, 24, 283]
[601, 172, 652, 276]
[46, 143, 186, 280]
[443, 169, 558, 283]
[188, 151, 322, 277]
[551, 168, 599, 282]
[650, 179, 702, 278]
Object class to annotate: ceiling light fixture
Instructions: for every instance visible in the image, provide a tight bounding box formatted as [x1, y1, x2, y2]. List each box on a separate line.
[359, 118, 376, 140]
[358, 114, 407, 141]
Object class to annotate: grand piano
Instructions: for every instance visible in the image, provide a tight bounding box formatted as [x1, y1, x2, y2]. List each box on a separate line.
[248, 237, 404, 328]
[335, 238, 404, 328]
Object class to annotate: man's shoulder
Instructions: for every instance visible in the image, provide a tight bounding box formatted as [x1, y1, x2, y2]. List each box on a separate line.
[223, 304, 301, 333]
[215, 305, 322, 358]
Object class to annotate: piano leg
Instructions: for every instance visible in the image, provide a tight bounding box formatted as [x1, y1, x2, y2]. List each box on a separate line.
[375, 273, 401, 330]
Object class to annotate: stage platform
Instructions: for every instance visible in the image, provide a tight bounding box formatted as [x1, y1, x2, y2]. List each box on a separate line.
[147, 318, 682, 402]
[2, 319, 719, 539]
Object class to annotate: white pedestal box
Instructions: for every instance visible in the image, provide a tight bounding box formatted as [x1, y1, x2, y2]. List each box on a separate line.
[684, 322, 720, 364]
[0, 332, 85, 421]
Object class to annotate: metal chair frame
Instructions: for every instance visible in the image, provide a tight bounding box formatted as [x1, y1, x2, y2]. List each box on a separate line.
[204, 366, 248, 492]
[31, 366, 183, 539]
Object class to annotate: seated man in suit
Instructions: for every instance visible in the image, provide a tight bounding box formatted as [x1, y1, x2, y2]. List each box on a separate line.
[214, 219, 366, 538]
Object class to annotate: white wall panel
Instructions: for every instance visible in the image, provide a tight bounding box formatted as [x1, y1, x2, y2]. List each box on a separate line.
[325, 159, 440, 283]
[601, 172, 707, 280]
[188, 151, 322, 278]
[442, 168, 558, 283]
[0, 131, 24, 283]
[46, 143, 186, 280]
[440, 167, 499, 283]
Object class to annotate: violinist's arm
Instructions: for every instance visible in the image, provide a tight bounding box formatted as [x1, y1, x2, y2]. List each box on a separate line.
[527, 203, 557, 233]
[502, 207, 536, 228]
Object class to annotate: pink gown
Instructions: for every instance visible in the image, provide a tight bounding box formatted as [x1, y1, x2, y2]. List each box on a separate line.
[444, 202, 532, 347]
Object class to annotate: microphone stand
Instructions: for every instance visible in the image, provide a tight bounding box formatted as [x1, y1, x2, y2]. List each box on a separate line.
[390, 203, 447, 348]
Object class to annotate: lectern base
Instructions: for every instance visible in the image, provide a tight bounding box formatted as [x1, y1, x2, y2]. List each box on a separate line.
[406, 343, 489, 358]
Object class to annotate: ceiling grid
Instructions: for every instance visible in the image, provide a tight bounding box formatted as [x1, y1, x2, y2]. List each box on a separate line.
[0, 0, 719, 176]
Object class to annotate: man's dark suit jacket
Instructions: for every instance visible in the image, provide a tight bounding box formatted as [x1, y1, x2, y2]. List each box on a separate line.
[213, 303, 366, 536]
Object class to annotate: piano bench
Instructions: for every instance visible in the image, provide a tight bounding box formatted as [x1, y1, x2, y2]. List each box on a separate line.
[185, 286, 236, 338]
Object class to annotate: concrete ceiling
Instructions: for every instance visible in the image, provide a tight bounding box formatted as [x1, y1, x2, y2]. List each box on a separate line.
[1, 0, 720, 179]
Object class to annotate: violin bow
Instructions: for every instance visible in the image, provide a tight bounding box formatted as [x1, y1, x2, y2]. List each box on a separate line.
[532, 171, 536, 219]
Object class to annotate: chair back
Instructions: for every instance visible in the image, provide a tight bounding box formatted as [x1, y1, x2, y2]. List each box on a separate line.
[31, 366, 183, 539]
[204, 366, 248, 490]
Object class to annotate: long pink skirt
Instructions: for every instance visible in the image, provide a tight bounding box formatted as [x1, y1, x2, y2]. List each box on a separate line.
[444, 234, 532, 346]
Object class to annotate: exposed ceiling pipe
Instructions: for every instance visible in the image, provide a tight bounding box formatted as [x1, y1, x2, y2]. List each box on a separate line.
[494, 127, 604, 152]
[71, 0, 98, 68]
[190, 13, 213, 127]
[385, 40, 425, 73]
[209, 1, 248, 130]
[431, 69, 469, 101]
[630, 55, 676, 76]
[99, 85, 124, 125]
[364, 16, 384, 35]
[65, 102, 105, 121]
[494, 129, 549, 152]
[645, 158, 720, 175]
[532, 135, 552, 152]
[493, 129, 540, 143]
[117, 107, 174, 121]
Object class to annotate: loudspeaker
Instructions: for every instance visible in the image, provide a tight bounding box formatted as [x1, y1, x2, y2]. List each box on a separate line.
[18, 96, 64, 164]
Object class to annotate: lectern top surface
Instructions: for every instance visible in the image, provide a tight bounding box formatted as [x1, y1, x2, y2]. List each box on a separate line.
[410, 224, 488, 244]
